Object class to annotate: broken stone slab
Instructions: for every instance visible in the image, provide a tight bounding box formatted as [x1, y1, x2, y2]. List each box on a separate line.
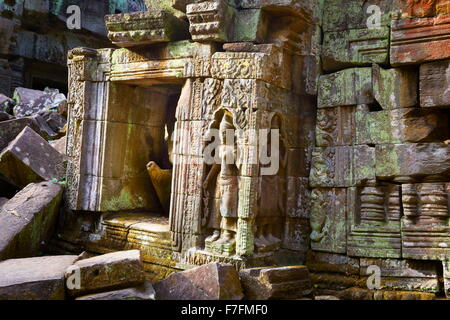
[0, 127, 65, 188]
[420, 59, 450, 108]
[65, 250, 146, 297]
[12, 87, 67, 118]
[373, 64, 418, 109]
[375, 143, 450, 182]
[154, 262, 244, 300]
[0, 116, 57, 152]
[0, 255, 78, 300]
[239, 266, 312, 300]
[105, 10, 190, 47]
[75, 281, 155, 300]
[0, 181, 63, 260]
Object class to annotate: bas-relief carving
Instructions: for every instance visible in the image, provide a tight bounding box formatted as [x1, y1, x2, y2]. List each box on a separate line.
[203, 111, 240, 256]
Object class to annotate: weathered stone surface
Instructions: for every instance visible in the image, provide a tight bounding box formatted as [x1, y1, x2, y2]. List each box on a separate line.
[391, 15, 450, 66]
[239, 266, 312, 300]
[309, 146, 375, 187]
[420, 59, 450, 108]
[309, 188, 347, 254]
[0, 182, 63, 260]
[0, 255, 78, 300]
[105, 10, 189, 47]
[154, 262, 243, 300]
[322, 0, 393, 32]
[355, 106, 449, 145]
[306, 251, 360, 275]
[373, 64, 418, 109]
[0, 127, 65, 188]
[375, 143, 450, 182]
[322, 27, 390, 71]
[318, 68, 373, 108]
[66, 250, 146, 297]
[76, 281, 155, 300]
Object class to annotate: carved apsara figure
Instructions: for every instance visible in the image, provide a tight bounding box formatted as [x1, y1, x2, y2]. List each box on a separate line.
[255, 115, 287, 252]
[203, 112, 239, 251]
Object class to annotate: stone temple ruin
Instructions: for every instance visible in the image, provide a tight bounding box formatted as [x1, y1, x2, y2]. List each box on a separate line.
[0, 0, 449, 300]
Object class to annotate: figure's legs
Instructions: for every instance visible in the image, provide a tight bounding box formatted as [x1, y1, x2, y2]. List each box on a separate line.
[213, 217, 236, 245]
[265, 223, 281, 245]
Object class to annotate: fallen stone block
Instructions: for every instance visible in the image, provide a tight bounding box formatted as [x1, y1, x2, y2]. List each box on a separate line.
[0, 116, 57, 151]
[239, 266, 312, 300]
[65, 250, 146, 297]
[154, 262, 243, 300]
[12, 87, 67, 118]
[50, 136, 66, 155]
[0, 126, 65, 188]
[0, 182, 63, 260]
[75, 281, 155, 300]
[0, 93, 14, 114]
[42, 111, 66, 134]
[0, 256, 76, 300]
[0, 255, 78, 300]
[0, 111, 12, 122]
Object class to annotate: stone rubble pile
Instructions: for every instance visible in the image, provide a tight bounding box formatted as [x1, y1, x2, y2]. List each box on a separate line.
[0, 87, 67, 196]
[0, 250, 156, 300]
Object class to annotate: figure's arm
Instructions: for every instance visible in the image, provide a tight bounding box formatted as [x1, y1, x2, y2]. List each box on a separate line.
[203, 164, 220, 189]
